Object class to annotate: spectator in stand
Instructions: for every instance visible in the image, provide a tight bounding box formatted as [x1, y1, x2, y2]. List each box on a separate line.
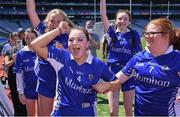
[26, 0, 71, 115]
[100, 0, 142, 116]
[30, 22, 117, 116]
[13, 28, 39, 116]
[93, 18, 180, 116]
[85, 20, 100, 57]
[4, 32, 27, 116]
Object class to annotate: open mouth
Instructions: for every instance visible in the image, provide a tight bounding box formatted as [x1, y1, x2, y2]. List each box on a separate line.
[72, 46, 81, 55]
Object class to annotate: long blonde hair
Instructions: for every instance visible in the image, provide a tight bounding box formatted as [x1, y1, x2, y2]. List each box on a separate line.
[44, 9, 68, 32]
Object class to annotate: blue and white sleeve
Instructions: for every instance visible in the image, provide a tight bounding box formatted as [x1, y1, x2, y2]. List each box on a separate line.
[16, 71, 24, 95]
[13, 52, 23, 73]
[101, 63, 117, 82]
[35, 21, 46, 34]
[121, 55, 137, 76]
[47, 46, 65, 73]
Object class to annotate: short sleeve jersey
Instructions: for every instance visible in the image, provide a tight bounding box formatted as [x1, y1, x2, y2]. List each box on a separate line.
[47, 46, 117, 108]
[106, 25, 142, 65]
[122, 48, 180, 116]
[13, 48, 37, 96]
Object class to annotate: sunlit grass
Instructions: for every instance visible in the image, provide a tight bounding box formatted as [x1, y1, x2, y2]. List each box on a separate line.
[96, 45, 124, 116]
[97, 94, 125, 116]
[96, 37, 146, 116]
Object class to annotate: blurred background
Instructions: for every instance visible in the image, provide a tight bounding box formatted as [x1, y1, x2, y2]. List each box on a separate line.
[0, 1, 179, 115]
[0, 0, 179, 47]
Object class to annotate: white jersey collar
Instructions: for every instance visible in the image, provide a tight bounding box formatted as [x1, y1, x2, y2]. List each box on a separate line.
[145, 45, 173, 55]
[70, 50, 93, 64]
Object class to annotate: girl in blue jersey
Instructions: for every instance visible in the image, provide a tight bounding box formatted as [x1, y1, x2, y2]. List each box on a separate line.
[93, 18, 180, 116]
[100, 0, 142, 116]
[174, 28, 180, 116]
[30, 22, 117, 116]
[13, 28, 39, 116]
[26, 0, 72, 115]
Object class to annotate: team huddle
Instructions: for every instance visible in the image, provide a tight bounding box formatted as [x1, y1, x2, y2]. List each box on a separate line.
[1, 0, 180, 116]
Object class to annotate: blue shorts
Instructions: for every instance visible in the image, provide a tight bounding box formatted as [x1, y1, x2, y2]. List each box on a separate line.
[24, 76, 38, 99]
[36, 59, 57, 98]
[121, 77, 135, 91]
[109, 63, 135, 92]
[24, 90, 38, 99]
[51, 106, 95, 116]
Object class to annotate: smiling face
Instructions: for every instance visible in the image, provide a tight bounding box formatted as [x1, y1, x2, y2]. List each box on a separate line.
[68, 28, 89, 63]
[47, 13, 65, 31]
[115, 11, 131, 31]
[25, 32, 37, 45]
[144, 23, 170, 53]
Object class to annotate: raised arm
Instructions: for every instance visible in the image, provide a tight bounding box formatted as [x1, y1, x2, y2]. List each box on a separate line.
[30, 28, 60, 59]
[26, 0, 40, 28]
[100, 0, 110, 32]
[30, 22, 68, 59]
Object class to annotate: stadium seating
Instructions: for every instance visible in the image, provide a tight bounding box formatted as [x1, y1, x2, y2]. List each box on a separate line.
[0, 0, 179, 38]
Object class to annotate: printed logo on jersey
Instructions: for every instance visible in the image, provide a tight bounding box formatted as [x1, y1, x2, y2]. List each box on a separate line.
[161, 65, 170, 71]
[111, 47, 131, 54]
[134, 71, 170, 87]
[147, 62, 158, 66]
[65, 77, 92, 94]
[23, 59, 30, 63]
[77, 76, 81, 82]
[135, 62, 144, 67]
[119, 38, 127, 45]
[88, 74, 94, 81]
[24, 66, 34, 72]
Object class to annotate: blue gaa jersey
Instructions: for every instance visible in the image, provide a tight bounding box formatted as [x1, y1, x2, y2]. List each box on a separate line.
[35, 21, 69, 98]
[47, 46, 117, 116]
[122, 47, 180, 116]
[13, 47, 37, 99]
[107, 25, 142, 65]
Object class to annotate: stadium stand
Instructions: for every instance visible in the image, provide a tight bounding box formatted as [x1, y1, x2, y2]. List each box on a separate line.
[0, 0, 179, 38]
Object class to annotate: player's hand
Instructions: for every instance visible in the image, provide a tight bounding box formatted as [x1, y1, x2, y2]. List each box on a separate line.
[59, 21, 71, 34]
[92, 82, 110, 94]
[19, 94, 26, 105]
[55, 41, 64, 49]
